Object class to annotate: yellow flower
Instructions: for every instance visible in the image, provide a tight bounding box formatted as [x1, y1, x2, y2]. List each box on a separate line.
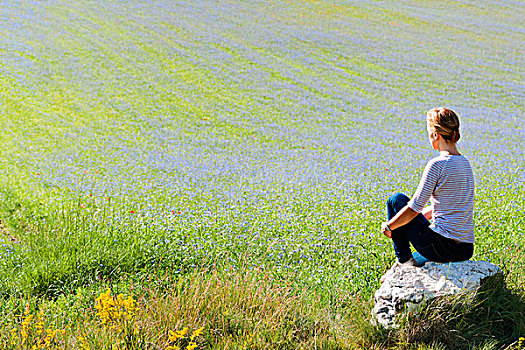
[21, 313, 34, 342]
[190, 327, 205, 341]
[43, 328, 60, 346]
[169, 327, 188, 342]
[78, 335, 90, 350]
[186, 341, 198, 350]
[166, 346, 180, 350]
[95, 289, 136, 329]
[168, 331, 184, 342]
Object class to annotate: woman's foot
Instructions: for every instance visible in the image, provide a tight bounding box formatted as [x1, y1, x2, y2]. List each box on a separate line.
[412, 252, 429, 267]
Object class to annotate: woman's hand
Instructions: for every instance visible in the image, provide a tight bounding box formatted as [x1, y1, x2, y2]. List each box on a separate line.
[381, 222, 392, 238]
[422, 205, 433, 221]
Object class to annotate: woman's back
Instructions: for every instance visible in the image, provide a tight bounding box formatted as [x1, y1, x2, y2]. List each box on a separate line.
[408, 154, 474, 243]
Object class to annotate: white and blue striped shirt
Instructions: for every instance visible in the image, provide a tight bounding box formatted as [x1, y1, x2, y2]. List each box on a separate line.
[408, 155, 475, 243]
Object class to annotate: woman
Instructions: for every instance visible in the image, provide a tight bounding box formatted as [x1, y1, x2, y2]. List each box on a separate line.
[381, 107, 474, 266]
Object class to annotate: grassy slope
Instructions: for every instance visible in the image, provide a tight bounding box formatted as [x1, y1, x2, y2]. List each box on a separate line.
[0, 0, 523, 348]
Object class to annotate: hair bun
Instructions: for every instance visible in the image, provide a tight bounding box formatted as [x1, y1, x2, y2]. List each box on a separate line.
[426, 107, 461, 143]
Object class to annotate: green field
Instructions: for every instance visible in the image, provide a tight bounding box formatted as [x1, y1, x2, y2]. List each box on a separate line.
[0, 0, 524, 349]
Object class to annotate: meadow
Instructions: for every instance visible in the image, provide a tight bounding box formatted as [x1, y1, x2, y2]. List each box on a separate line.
[0, 0, 524, 349]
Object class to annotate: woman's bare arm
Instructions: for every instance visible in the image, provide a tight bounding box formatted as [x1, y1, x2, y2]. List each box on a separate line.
[381, 205, 418, 238]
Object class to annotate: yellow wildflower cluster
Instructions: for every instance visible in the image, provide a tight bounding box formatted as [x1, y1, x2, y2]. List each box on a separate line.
[7, 294, 206, 350]
[166, 326, 204, 350]
[94, 289, 145, 350]
[518, 336, 524, 349]
[95, 289, 136, 330]
[9, 308, 64, 349]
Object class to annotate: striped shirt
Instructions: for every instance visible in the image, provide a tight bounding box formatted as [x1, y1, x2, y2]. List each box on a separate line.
[408, 154, 475, 243]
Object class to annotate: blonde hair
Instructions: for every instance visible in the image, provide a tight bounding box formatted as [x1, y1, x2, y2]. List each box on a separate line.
[426, 107, 460, 143]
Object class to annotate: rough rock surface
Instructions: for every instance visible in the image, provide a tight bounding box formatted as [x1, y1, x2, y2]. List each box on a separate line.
[373, 260, 502, 329]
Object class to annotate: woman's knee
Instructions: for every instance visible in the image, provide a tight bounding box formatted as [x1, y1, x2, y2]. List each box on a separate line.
[387, 193, 410, 209]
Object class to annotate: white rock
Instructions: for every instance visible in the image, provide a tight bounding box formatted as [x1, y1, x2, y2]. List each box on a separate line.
[372, 260, 502, 329]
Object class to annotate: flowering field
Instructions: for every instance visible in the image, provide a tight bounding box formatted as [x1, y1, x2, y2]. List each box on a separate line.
[0, 0, 524, 348]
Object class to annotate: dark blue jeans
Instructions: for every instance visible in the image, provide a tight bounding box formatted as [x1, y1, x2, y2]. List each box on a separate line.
[387, 193, 474, 263]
